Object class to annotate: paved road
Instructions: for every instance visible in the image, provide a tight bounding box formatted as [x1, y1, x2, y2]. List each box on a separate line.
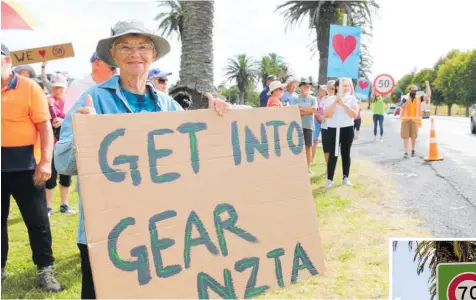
[353, 113, 476, 237]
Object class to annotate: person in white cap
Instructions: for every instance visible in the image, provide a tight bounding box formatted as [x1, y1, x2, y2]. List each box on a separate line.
[281, 77, 298, 106]
[44, 74, 75, 217]
[54, 20, 232, 299]
[147, 68, 172, 94]
[266, 80, 287, 107]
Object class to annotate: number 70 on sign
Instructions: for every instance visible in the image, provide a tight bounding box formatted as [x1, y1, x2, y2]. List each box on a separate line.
[437, 263, 476, 300]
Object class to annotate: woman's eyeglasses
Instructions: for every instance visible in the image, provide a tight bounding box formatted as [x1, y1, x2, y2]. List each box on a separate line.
[115, 44, 155, 54]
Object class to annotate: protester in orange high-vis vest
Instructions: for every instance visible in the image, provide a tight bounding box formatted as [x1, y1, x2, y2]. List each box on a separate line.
[1, 43, 61, 291]
[400, 81, 431, 158]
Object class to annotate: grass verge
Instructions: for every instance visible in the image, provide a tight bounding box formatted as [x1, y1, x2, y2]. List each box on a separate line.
[2, 152, 431, 299]
[261, 152, 431, 299]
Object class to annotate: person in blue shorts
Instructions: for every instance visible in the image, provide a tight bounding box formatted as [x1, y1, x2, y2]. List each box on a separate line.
[311, 85, 328, 164]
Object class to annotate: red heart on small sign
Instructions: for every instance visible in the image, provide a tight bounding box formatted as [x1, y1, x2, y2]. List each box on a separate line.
[38, 49, 46, 58]
[358, 80, 369, 89]
[332, 34, 357, 63]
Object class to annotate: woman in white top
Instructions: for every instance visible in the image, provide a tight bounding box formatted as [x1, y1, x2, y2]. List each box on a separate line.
[323, 78, 359, 188]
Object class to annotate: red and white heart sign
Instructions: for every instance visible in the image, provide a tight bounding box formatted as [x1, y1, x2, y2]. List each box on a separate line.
[358, 80, 369, 90]
[332, 34, 357, 63]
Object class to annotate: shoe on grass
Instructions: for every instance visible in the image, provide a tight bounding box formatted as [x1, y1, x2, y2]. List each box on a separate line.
[324, 179, 334, 188]
[60, 204, 75, 214]
[343, 177, 353, 186]
[37, 266, 61, 292]
[1, 268, 7, 283]
[47, 207, 53, 217]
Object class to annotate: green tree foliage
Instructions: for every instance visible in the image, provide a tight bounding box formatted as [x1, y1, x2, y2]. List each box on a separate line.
[154, 0, 184, 41]
[434, 51, 470, 116]
[394, 48, 475, 116]
[224, 54, 258, 104]
[258, 53, 292, 87]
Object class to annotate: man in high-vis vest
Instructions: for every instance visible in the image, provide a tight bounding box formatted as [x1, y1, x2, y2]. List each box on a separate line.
[400, 81, 431, 158]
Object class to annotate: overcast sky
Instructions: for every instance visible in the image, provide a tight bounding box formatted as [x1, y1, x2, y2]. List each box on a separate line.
[2, 0, 476, 89]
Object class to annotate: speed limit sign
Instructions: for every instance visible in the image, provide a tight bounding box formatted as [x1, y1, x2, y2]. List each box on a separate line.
[438, 263, 476, 300]
[373, 74, 395, 96]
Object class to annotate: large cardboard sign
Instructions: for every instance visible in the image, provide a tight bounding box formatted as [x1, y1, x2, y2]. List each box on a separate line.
[72, 107, 326, 299]
[10, 43, 74, 66]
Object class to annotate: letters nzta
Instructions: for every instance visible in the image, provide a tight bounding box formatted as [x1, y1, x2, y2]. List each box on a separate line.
[107, 203, 319, 299]
[98, 120, 305, 186]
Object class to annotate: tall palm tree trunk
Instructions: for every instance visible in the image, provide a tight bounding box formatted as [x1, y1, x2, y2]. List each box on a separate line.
[316, 9, 338, 83]
[239, 91, 245, 104]
[176, 0, 215, 109]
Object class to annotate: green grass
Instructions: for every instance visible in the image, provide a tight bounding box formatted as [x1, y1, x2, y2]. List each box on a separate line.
[2, 153, 431, 299]
[2, 184, 81, 299]
[261, 153, 431, 299]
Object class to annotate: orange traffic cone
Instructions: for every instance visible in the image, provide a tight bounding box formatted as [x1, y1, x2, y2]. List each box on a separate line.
[424, 118, 444, 161]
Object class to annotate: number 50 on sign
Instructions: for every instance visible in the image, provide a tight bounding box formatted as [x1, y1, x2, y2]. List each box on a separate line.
[438, 263, 476, 300]
[373, 74, 395, 96]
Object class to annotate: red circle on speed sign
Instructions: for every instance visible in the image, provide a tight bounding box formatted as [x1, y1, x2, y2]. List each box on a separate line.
[447, 272, 476, 300]
[373, 74, 395, 96]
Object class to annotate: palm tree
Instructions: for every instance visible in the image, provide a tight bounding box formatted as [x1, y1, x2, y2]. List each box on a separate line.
[276, 1, 379, 83]
[393, 241, 476, 300]
[154, 0, 215, 109]
[224, 54, 258, 104]
[258, 53, 291, 87]
[154, 0, 184, 41]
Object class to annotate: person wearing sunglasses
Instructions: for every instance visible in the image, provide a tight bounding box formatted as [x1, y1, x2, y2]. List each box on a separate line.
[147, 68, 171, 94]
[400, 81, 431, 158]
[266, 80, 286, 107]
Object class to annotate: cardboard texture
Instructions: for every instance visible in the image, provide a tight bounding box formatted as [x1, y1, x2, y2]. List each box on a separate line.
[10, 43, 74, 66]
[72, 106, 326, 299]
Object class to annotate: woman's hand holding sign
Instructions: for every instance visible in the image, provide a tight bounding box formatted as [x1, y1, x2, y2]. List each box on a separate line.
[76, 95, 96, 115]
[205, 92, 231, 116]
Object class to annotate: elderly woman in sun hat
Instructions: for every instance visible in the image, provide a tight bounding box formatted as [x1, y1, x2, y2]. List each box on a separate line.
[54, 20, 231, 299]
[266, 80, 287, 107]
[13, 64, 37, 79]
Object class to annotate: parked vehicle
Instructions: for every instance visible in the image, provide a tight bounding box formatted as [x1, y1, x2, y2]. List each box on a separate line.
[394, 107, 401, 117]
[471, 104, 476, 134]
[387, 105, 397, 115]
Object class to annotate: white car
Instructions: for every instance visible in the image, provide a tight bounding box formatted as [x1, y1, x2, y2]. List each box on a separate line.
[387, 105, 397, 115]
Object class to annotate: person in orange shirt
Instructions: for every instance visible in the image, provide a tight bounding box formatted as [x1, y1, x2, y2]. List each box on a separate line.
[1, 43, 61, 291]
[266, 80, 286, 107]
[400, 81, 431, 158]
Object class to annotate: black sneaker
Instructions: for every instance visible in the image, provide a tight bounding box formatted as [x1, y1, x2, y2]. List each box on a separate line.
[60, 204, 75, 214]
[47, 207, 53, 217]
[1, 268, 7, 282]
[404, 153, 409, 159]
[411, 150, 416, 157]
[37, 266, 61, 292]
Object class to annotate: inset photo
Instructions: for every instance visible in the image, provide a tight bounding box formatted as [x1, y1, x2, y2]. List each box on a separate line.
[391, 239, 476, 300]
